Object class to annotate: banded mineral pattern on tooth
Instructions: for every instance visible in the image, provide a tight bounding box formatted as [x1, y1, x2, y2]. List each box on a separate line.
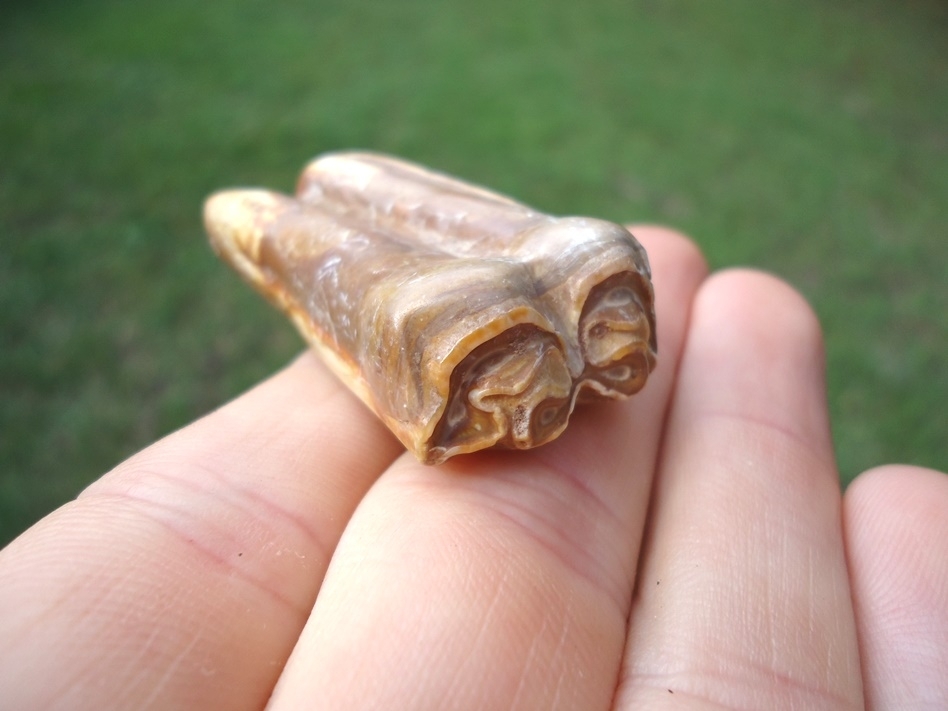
[204, 152, 657, 464]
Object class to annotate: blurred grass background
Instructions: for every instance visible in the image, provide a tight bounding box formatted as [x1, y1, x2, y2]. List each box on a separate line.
[1, 0, 946, 545]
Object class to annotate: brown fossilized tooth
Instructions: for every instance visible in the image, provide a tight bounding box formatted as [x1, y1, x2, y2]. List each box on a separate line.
[204, 152, 657, 464]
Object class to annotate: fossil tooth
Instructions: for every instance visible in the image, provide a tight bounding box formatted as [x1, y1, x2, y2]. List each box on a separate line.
[205, 152, 657, 464]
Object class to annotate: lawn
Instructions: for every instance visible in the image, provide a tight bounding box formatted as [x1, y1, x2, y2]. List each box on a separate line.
[1, 0, 946, 545]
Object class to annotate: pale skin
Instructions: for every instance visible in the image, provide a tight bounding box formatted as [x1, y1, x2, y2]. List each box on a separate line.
[0, 228, 945, 710]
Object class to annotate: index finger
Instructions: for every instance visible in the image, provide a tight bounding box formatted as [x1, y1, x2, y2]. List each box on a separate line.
[0, 351, 402, 711]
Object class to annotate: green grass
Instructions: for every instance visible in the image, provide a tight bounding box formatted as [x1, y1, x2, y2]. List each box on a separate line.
[2, 0, 946, 545]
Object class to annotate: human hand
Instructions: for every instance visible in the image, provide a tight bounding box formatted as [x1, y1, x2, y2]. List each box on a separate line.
[1, 228, 945, 710]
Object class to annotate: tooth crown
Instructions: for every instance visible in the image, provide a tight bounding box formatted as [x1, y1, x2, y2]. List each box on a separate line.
[204, 152, 657, 464]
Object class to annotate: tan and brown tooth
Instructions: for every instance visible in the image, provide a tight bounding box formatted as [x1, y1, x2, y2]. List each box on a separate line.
[204, 152, 657, 464]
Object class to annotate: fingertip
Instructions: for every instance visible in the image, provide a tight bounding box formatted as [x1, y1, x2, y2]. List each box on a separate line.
[626, 224, 709, 279]
[845, 464, 948, 708]
[697, 268, 825, 358]
[845, 463, 948, 587]
[845, 465, 948, 573]
[674, 268, 830, 454]
[847, 462, 948, 497]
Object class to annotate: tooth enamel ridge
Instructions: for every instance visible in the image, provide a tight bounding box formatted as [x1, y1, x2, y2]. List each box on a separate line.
[205, 152, 657, 464]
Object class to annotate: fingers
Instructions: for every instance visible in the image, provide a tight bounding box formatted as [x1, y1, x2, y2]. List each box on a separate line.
[844, 464, 948, 709]
[0, 354, 402, 711]
[618, 271, 865, 709]
[265, 228, 708, 710]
